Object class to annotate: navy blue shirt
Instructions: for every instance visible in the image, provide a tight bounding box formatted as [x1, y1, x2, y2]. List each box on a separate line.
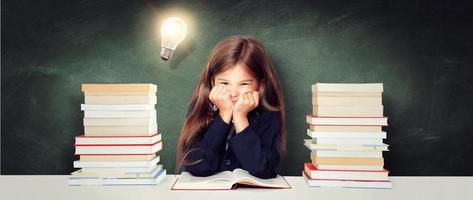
[183, 106, 282, 179]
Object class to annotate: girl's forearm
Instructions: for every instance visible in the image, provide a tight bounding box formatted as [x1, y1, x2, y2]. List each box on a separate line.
[233, 115, 249, 133]
[219, 111, 233, 124]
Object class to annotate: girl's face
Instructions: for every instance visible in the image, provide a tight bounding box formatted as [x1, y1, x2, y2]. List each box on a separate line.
[213, 64, 260, 104]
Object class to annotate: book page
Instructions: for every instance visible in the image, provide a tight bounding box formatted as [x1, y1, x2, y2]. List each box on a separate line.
[179, 171, 234, 183]
[172, 171, 236, 190]
[232, 168, 290, 188]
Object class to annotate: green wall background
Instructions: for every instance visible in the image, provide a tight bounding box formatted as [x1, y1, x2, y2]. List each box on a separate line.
[2, 0, 473, 175]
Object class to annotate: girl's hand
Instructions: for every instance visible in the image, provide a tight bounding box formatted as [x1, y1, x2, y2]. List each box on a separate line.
[233, 91, 259, 133]
[209, 85, 233, 123]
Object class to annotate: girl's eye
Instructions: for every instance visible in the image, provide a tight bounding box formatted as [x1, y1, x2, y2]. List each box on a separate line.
[241, 82, 250, 86]
[219, 82, 228, 85]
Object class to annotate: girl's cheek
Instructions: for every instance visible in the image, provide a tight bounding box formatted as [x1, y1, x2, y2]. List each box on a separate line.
[240, 87, 251, 94]
[244, 86, 259, 93]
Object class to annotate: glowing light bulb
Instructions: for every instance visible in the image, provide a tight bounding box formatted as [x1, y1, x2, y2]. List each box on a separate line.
[160, 17, 187, 61]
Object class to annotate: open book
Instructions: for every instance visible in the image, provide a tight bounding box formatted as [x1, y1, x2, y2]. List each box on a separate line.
[171, 168, 291, 190]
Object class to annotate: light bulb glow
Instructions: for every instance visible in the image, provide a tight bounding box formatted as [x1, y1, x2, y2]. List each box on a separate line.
[160, 17, 187, 61]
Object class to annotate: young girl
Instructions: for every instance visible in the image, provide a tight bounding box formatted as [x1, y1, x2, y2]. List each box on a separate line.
[176, 35, 286, 179]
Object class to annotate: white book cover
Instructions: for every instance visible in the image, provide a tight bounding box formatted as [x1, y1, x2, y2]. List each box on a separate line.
[81, 166, 158, 174]
[84, 91, 155, 96]
[84, 110, 157, 118]
[75, 141, 162, 155]
[69, 169, 166, 186]
[81, 84, 157, 93]
[71, 165, 163, 179]
[81, 104, 155, 111]
[84, 95, 157, 105]
[83, 117, 157, 126]
[313, 105, 384, 117]
[307, 129, 387, 139]
[73, 156, 160, 168]
[75, 133, 161, 145]
[309, 125, 382, 132]
[84, 124, 158, 136]
[312, 150, 383, 158]
[306, 115, 388, 126]
[79, 154, 157, 161]
[312, 138, 384, 145]
[304, 139, 389, 151]
[312, 96, 382, 106]
[312, 92, 382, 97]
[312, 83, 384, 93]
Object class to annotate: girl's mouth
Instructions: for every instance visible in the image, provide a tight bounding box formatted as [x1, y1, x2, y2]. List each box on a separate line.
[230, 97, 239, 103]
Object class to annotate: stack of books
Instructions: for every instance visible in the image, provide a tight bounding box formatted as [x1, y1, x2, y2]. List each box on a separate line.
[69, 84, 166, 186]
[303, 83, 392, 189]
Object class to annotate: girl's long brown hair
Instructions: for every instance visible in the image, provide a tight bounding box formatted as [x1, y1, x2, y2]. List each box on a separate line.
[175, 35, 286, 172]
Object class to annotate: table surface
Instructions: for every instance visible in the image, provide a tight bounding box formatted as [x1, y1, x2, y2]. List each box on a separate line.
[0, 175, 472, 200]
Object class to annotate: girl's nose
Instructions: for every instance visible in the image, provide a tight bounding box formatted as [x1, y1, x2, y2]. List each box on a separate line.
[229, 87, 239, 97]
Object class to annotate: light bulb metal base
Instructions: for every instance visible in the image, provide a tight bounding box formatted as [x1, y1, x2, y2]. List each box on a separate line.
[160, 47, 174, 61]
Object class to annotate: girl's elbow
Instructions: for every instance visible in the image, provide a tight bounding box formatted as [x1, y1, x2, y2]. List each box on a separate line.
[248, 168, 278, 179]
[246, 161, 279, 179]
[246, 153, 281, 179]
[185, 166, 216, 177]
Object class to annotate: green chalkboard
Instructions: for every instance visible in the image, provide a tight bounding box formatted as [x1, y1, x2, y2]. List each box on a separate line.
[2, 0, 473, 175]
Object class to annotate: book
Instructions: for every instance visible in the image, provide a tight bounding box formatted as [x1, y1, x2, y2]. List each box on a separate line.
[312, 150, 383, 158]
[81, 84, 157, 93]
[307, 129, 387, 139]
[83, 117, 156, 126]
[171, 168, 291, 190]
[312, 96, 382, 106]
[311, 152, 384, 165]
[69, 168, 166, 186]
[302, 171, 392, 189]
[304, 139, 389, 151]
[309, 125, 382, 132]
[81, 104, 155, 111]
[73, 156, 160, 169]
[306, 115, 388, 126]
[71, 165, 163, 179]
[312, 83, 383, 93]
[313, 92, 382, 97]
[75, 133, 161, 145]
[84, 91, 155, 96]
[312, 164, 384, 171]
[313, 105, 384, 117]
[80, 154, 157, 161]
[84, 95, 157, 105]
[84, 110, 157, 118]
[311, 138, 384, 145]
[304, 163, 389, 181]
[75, 141, 162, 155]
[84, 124, 158, 136]
[80, 165, 159, 173]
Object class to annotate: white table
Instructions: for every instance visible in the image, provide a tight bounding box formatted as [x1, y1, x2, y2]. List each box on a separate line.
[0, 175, 472, 200]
